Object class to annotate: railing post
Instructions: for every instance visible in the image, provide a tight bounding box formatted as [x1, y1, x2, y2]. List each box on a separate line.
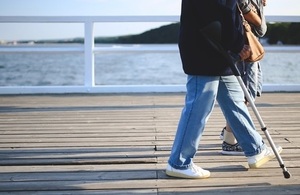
[84, 21, 95, 88]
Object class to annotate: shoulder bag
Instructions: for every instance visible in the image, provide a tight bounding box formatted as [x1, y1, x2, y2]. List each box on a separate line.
[238, 4, 265, 62]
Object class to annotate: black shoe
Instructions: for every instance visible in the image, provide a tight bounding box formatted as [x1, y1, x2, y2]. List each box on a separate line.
[221, 141, 244, 155]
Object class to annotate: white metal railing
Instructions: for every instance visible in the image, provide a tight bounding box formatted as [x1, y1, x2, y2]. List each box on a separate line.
[0, 15, 300, 94]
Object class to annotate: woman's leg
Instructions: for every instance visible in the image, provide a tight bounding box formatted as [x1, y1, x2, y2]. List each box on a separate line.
[217, 75, 265, 156]
[222, 62, 261, 151]
[245, 61, 260, 101]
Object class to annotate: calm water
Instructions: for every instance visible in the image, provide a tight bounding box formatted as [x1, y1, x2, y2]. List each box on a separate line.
[0, 44, 300, 86]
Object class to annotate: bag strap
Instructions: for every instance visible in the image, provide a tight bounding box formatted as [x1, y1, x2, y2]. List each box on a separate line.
[237, 3, 252, 32]
[237, 4, 246, 23]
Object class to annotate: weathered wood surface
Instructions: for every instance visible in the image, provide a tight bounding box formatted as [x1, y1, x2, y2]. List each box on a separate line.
[0, 93, 299, 194]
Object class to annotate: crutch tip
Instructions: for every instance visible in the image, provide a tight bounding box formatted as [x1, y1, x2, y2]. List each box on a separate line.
[283, 170, 291, 179]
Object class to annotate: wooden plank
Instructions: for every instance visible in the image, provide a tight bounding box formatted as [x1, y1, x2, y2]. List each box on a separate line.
[0, 92, 299, 194]
[0, 176, 299, 191]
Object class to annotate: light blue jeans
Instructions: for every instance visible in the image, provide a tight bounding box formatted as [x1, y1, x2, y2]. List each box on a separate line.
[168, 75, 266, 170]
[243, 61, 263, 100]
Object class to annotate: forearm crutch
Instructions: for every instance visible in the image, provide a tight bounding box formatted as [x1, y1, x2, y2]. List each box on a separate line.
[200, 21, 291, 178]
[228, 55, 291, 179]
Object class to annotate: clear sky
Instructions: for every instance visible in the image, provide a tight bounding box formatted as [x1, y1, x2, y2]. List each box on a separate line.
[0, 0, 300, 41]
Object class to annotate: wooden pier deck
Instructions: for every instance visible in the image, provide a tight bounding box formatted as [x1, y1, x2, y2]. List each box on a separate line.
[0, 92, 299, 194]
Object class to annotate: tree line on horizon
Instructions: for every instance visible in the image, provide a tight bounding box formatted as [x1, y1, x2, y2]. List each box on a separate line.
[25, 22, 300, 45]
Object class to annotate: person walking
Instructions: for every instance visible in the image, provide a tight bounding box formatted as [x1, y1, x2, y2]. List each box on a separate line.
[165, 0, 281, 179]
[220, 0, 267, 155]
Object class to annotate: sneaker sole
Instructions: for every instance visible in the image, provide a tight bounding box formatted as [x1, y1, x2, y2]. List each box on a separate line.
[166, 170, 210, 179]
[221, 150, 244, 156]
[248, 147, 283, 169]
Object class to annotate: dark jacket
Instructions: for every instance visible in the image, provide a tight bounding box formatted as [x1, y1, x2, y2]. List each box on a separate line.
[179, 0, 245, 76]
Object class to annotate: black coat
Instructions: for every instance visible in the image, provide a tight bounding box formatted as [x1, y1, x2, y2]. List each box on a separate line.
[179, 0, 245, 76]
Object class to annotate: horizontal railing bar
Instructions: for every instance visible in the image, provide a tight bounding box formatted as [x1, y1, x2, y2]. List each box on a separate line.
[0, 15, 300, 23]
[0, 85, 299, 96]
[0, 16, 180, 23]
[0, 46, 84, 53]
[266, 15, 300, 23]
[1, 84, 300, 94]
[93, 45, 179, 53]
[1, 45, 300, 53]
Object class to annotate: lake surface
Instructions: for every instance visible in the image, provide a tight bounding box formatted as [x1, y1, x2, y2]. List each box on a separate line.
[0, 44, 299, 86]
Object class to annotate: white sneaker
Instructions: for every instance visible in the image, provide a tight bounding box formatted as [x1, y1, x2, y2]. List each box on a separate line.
[166, 163, 210, 179]
[247, 146, 283, 168]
